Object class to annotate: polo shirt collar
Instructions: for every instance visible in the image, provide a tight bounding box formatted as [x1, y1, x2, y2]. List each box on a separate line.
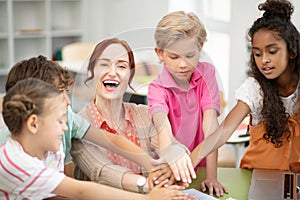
[159, 63, 202, 90]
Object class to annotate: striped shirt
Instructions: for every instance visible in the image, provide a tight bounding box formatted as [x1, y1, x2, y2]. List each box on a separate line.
[0, 138, 65, 200]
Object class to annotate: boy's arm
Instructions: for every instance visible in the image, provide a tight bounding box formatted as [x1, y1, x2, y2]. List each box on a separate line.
[152, 112, 196, 183]
[152, 112, 173, 149]
[196, 109, 228, 197]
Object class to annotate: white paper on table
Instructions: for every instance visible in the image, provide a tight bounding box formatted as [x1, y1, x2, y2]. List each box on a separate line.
[183, 188, 218, 200]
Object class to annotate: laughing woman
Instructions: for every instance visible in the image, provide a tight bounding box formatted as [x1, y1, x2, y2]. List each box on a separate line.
[70, 38, 190, 193]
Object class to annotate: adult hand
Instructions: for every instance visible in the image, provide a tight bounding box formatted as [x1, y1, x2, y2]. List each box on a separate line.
[200, 177, 228, 197]
[148, 165, 174, 189]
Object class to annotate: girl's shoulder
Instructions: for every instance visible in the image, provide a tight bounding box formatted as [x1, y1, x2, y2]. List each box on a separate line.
[235, 77, 263, 112]
[240, 77, 260, 89]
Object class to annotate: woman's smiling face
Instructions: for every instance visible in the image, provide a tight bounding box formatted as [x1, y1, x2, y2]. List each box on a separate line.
[93, 43, 131, 100]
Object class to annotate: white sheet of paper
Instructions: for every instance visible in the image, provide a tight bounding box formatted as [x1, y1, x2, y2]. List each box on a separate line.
[183, 188, 218, 200]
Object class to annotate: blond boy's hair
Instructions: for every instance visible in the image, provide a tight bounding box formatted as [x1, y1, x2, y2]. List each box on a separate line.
[154, 11, 207, 50]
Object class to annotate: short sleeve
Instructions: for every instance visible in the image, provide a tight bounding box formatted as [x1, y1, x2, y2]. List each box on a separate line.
[235, 77, 263, 112]
[0, 126, 10, 146]
[235, 77, 264, 125]
[148, 82, 170, 116]
[197, 62, 220, 115]
[0, 139, 65, 199]
[68, 106, 90, 139]
[63, 106, 91, 162]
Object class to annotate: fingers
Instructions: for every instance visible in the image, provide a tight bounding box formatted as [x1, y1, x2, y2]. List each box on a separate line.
[200, 180, 229, 197]
[167, 191, 190, 200]
[208, 183, 214, 196]
[186, 156, 197, 179]
[213, 183, 229, 197]
[170, 155, 195, 184]
[150, 170, 164, 186]
[150, 180, 191, 200]
[165, 186, 192, 200]
[148, 174, 155, 190]
[155, 167, 173, 185]
[155, 178, 169, 188]
[200, 181, 207, 192]
[169, 163, 181, 182]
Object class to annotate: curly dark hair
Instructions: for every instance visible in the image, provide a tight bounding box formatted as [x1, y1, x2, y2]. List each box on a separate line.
[247, 0, 300, 147]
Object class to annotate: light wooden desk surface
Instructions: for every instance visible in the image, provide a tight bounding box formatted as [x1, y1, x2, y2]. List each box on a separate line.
[189, 167, 253, 200]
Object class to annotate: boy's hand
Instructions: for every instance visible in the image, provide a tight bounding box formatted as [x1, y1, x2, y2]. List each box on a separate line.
[158, 144, 196, 183]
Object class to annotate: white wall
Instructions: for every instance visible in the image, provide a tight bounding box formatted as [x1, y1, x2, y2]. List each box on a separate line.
[83, 0, 168, 64]
[227, 0, 261, 108]
[83, 0, 300, 109]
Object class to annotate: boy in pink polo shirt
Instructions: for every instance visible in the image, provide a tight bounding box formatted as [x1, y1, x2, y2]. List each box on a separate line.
[148, 11, 228, 197]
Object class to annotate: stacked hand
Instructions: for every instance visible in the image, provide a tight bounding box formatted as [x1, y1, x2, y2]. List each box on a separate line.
[158, 144, 196, 183]
[147, 179, 194, 200]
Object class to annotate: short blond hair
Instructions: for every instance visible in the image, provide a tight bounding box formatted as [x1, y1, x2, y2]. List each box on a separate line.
[154, 11, 207, 50]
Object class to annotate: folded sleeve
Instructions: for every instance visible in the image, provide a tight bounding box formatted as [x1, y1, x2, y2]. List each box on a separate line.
[70, 138, 130, 189]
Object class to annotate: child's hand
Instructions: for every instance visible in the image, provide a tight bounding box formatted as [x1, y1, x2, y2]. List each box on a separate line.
[147, 179, 193, 200]
[159, 144, 196, 183]
[169, 153, 196, 183]
[200, 177, 228, 197]
[148, 165, 174, 189]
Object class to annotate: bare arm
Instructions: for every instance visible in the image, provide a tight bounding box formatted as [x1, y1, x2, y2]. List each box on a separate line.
[53, 176, 189, 200]
[200, 109, 219, 178]
[190, 100, 250, 166]
[152, 112, 196, 183]
[152, 112, 174, 149]
[195, 109, 228, 197]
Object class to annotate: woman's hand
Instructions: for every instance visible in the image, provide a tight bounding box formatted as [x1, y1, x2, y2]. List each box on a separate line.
[200, 177, 228, 197]
[148, 165, 174, 189]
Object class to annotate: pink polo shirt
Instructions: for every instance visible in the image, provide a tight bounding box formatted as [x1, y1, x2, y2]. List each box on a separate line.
[148, 62, 220, 168]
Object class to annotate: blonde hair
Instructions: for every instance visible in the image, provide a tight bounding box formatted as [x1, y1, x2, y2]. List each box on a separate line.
[154, 11, 207, 50]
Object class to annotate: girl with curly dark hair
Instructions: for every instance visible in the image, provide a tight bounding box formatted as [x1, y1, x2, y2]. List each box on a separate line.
[192, 0, 300, 171]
